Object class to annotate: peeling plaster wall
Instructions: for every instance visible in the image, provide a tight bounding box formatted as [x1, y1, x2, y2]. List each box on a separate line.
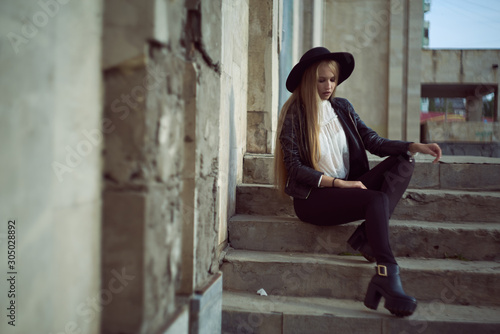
[187, 0, 224, 290]
[193, 56, 222, 288]
[0, 1, 103, 333]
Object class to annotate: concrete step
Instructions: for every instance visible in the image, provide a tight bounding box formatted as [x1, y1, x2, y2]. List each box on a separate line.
[235, 184, 500, 222]
[222, 291, 500, 334]
[243, 153, 500, 191]
[221, 249, 500, 307]
[228, 215, 500, 261]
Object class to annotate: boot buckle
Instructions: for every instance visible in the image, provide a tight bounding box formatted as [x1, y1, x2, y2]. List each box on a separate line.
[377, 265, 388, 277]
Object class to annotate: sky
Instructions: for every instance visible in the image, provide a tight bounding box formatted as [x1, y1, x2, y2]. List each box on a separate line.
[425, 0, 500, 49]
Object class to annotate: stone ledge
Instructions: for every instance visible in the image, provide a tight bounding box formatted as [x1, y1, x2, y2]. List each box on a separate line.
[228, 215, 500, 261]
[221, 249, 500, 307]
[222, 291, 500, 334]
[243, 153, 500, 190]
[394, 188, 500, 222]
[236, 184, 500, 222]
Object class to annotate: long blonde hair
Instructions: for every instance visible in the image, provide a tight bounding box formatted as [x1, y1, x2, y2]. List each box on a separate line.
[274, 60, 340, 195]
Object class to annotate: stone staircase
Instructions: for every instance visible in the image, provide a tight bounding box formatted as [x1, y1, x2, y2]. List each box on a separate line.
[221, 153, 500, 334]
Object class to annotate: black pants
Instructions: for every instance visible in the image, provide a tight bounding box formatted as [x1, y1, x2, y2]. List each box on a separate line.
[293, 155, 415, 265]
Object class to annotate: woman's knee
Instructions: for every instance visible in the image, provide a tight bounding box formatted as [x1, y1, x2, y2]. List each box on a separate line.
[366, 191, 390, 214]
[382, 156, 414, 191]
[398, 154, 415, 176]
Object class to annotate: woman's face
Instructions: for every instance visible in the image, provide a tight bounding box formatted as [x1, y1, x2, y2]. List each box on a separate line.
[316, 62, 337, 100]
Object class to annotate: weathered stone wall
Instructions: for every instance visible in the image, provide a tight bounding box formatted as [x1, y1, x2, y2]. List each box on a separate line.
[192, 55, 222, 289]
[182, 0, 249, 291]
[168, 1, 223, 296]
[1, 0, 250, 332]
[101, 52, 186, 334]
[0, 1, 103, 333]
[101, 0, 187, 333]
[102, 0, 247, 332]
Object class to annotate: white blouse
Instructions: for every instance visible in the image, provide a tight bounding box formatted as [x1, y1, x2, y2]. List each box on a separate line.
[317, 100, 349, 180]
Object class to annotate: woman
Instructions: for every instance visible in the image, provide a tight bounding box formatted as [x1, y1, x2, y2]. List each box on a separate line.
[274, 47, 441, 317]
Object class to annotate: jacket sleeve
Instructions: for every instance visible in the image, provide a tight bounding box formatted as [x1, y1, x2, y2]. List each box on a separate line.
[346, 101, 411, 157]
[280, 110, 324, 188]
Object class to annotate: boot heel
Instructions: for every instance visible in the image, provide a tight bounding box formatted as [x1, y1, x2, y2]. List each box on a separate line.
[364, 282, 382, 310]
[365, 264, 418, 317]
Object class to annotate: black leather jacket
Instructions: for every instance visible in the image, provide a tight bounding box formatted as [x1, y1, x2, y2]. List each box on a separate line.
[279, 97, 411, 199]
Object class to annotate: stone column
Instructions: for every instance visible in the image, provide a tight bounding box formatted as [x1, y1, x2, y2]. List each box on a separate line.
[101, 1, 187, 333]
[406, 0, 424, 142]
[387, 0, 422, 142]
[324, 0, 391, 136]
[247, 0, 280, 154]
[180, 1, 228, 333]
[387, 0, 405, 140]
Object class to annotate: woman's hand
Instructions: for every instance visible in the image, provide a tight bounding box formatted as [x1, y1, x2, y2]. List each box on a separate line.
[335, 179, 367, 189]
[409, 143, 442, 163]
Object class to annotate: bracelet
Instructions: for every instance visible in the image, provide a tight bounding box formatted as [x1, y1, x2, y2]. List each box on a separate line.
[332, 178, 337, 188]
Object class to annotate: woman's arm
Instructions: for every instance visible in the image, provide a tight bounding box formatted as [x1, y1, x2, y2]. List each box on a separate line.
[346, 101, 442, 162]
[351, 109, 410, 157]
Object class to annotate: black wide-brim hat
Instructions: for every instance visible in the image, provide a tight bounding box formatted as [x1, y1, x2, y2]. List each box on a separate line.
[286, 47, 355, 92]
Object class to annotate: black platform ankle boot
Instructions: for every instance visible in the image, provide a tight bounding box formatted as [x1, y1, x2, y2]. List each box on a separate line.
[364, 263, 417, 317]
[347, 222, 376, 263]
